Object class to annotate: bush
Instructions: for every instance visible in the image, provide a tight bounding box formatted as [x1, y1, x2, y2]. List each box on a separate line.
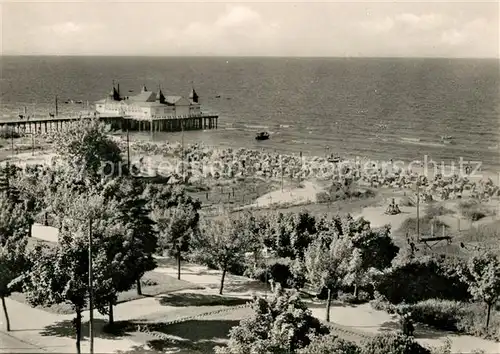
[398, 299, 465, 331]
[370, 292, 397, 313]
[397, 299, 500, 341]
[0, 128, 20, 139]
[361, 333, 431, 354]
[373, 256, 470, 304]
[398, 216, 449, 238]
[298, 334, 361, 354]
[459, 200, 494, 222]
[216, 287, 329, 354]
[425, 203, 454, 218]
[337, 290, 371, 304]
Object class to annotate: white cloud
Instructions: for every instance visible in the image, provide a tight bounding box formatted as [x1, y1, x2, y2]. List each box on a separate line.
[360, 17, 394, 33]
[50, 22, 81, 34]
[441, 29, 465, 46]
[395, 13, 445, 30]
[215, 6, 261, 28]
[160, 5, 280, 55]
[38, 21, 103, 36]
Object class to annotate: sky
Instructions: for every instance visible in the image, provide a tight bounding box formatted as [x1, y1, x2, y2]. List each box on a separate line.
[1, 1, 498, 58]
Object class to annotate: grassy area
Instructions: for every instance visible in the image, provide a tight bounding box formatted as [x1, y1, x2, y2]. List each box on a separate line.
[11, 270, 202, 315]
[396, 215, 450, 238]
[458, 200, 496, 222]
[187, 176, 281, 209]
[134, 306, 252, 353]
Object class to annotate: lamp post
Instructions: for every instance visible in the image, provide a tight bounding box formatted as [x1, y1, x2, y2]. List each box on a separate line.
[415, 181, 420, 241]
[262, 247, 271, 299]
[88, 217, 94, 354]
[126, 119, 130, 175]
[181, 118, 185, 181]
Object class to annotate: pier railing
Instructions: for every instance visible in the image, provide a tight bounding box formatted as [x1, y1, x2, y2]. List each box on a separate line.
[0, 113, 219, 133]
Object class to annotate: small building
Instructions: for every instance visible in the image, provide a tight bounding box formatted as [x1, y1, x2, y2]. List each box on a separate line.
[95, 84, 201, 120]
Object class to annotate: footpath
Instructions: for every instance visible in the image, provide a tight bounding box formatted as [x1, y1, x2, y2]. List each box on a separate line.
[1, 259, 499, 353]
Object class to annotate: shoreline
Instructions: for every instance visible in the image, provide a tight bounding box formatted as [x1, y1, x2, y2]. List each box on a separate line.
[2, 134, 500, 196]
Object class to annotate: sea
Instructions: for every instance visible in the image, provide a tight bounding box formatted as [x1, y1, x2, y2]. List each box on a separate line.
[1, 56, 499, 171]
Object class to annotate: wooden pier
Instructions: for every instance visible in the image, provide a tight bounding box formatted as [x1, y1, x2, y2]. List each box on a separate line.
[0, 114, 219, 134]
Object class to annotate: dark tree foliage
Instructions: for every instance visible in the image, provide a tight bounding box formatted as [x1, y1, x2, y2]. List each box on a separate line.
[112, 178, 157, 294]
[373, 255, 471, 304]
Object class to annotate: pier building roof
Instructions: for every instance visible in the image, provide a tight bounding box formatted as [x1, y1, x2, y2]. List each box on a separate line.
[94, 85, 197, 107]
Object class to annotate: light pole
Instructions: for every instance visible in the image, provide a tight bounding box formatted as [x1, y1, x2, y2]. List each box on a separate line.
[262, 247, 271, 299]
[126, 119, 131, 175]
[88, 217, 94, 354]
[416, 181, 420, 241]
[181, 118, 185, 181]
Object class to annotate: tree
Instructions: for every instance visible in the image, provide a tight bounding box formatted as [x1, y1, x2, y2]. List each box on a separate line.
[193, 213, 250, 294]
[349, 224, 399, 272]
[51, 118, 122, 180]
[20, 189, 130, 352]
[304, 236, 352, 321]
[10, 165, 47, 235]
[0, 199, 30, 331]
[152, 203, 198, 280]
[113, 178, 157, 295]
[462, 252, 500, 331]
[216, 287, 328, 354]
[263, 211, 317, 261]
[22, 239, 88, 354]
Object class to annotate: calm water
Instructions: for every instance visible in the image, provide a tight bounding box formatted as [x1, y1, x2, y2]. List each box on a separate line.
[1, 56, 499, 170]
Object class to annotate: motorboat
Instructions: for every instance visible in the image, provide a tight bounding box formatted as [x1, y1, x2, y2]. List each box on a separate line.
[255, 132, 270, 140]
[441, 135, 453, 144]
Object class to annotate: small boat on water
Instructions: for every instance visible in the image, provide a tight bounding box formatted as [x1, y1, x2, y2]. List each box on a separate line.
[255, 132, 270, 140]
[441, 135, 454, 144]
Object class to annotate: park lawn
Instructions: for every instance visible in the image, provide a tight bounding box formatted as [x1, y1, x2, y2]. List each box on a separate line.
[10, 270, 203, 315]
[187, 176, 281, 209]
[129, 306, 253, 354]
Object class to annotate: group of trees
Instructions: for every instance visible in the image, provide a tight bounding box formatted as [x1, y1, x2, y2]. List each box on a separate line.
[0, 119, 201, 353]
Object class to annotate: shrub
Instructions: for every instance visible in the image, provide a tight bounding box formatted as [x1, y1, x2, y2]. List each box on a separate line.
[370, 292, 397, 313]
[298, 334, 361, 354]
[337, 290, 371, 304]
[459, 200, 494, 222]
[397, 299, 500, 341]
[316, 191, 331, 204]
[425, 203, 454, 218]
[398, 216, 449, 238]
[216, 287, 329, 354]
[372, 256, 470, 304]
[361, 333, 431, 354]
[454, 301, 500, 341]
[0, 128, 20, 139]
[398, 299, 465, 331]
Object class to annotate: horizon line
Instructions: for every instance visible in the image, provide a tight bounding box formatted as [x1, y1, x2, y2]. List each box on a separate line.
[1, 54, 499, 60]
